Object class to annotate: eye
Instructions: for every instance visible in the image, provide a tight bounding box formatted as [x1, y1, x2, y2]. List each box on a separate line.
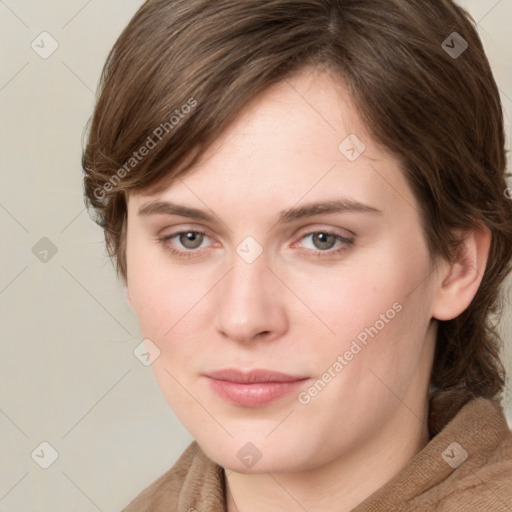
[294, 230, 354, 257]
[157, 229, 214, 258]
[173, 231, 208, 250]
[301, 232, 338, 250]
[157, 228, 354, 259]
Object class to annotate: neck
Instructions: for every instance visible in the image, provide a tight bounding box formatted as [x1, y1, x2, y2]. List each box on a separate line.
[225, 396, 430, 512]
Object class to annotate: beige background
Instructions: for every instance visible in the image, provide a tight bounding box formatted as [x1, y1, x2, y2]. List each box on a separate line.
[0, 1, 511, 510]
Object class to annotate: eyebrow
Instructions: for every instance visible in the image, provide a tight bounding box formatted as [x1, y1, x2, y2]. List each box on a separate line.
[138, 198, 382, 224]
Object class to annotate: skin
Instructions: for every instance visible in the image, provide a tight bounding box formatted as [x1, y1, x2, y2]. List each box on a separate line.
[125, 66, 490, 512]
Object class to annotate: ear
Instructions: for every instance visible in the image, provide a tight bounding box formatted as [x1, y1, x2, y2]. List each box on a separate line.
[431, 224, 491, 321]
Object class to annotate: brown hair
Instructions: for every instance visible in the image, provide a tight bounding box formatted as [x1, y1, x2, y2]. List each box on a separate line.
[82, 0, 512, 400]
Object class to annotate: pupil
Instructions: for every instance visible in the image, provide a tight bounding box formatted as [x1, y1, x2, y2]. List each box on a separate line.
[182, 232, 202, 248]
[315, 233, 333, 249]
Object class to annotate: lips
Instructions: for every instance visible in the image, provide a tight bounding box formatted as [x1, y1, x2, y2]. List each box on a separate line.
[205, 368, 307, 383]
[204, 368, 310, 407]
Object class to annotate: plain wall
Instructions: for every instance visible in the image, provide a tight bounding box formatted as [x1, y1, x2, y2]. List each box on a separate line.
[0, 1, 511, 510]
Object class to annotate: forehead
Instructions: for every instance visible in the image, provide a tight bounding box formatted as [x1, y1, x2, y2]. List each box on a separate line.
[129, 67, 417, 225]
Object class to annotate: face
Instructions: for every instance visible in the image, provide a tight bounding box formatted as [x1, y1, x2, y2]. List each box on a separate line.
[125, 67, 438, 473]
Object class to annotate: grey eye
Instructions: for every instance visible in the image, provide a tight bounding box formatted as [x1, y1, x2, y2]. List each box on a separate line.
[179, 231, 205, 249]
[311, 232, 337, 250]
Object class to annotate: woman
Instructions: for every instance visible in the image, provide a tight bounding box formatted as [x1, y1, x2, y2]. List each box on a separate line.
[82, 0, 512, 510]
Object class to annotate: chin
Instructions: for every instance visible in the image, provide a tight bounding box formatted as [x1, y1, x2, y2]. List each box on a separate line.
[196, 433, 315, 474]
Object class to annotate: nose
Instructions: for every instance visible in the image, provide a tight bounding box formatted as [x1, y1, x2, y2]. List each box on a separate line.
[213, 249, 288, 345]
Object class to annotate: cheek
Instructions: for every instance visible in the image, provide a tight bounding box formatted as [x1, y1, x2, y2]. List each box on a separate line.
[129, 269, 198, 339]
[126, 244, 218, 369]
[127, 233, 186, 332]
[127, 271, 165, 338]
[127, 220, 432, 362]
[127, 256, 209, 410]
[294, 253, 416, 341]
[305, 241, 432, 372]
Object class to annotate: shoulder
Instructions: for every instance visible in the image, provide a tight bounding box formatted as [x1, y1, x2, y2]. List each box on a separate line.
[355, 394, 512, 511]
[436, 426, 512, 511]
[422, 397, 512, 511]
[121, 441, 220, 512]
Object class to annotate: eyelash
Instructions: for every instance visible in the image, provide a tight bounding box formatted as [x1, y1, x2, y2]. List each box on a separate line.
[157, 229, 354, 260]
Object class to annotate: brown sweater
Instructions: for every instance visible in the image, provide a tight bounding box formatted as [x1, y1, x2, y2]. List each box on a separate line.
[122, 390, 512, 511]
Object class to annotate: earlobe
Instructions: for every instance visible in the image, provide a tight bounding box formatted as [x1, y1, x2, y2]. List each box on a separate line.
[431, 224, 491, 321]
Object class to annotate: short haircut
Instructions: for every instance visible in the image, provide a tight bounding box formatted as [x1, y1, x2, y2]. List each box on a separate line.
[82, 0, 512, 399]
